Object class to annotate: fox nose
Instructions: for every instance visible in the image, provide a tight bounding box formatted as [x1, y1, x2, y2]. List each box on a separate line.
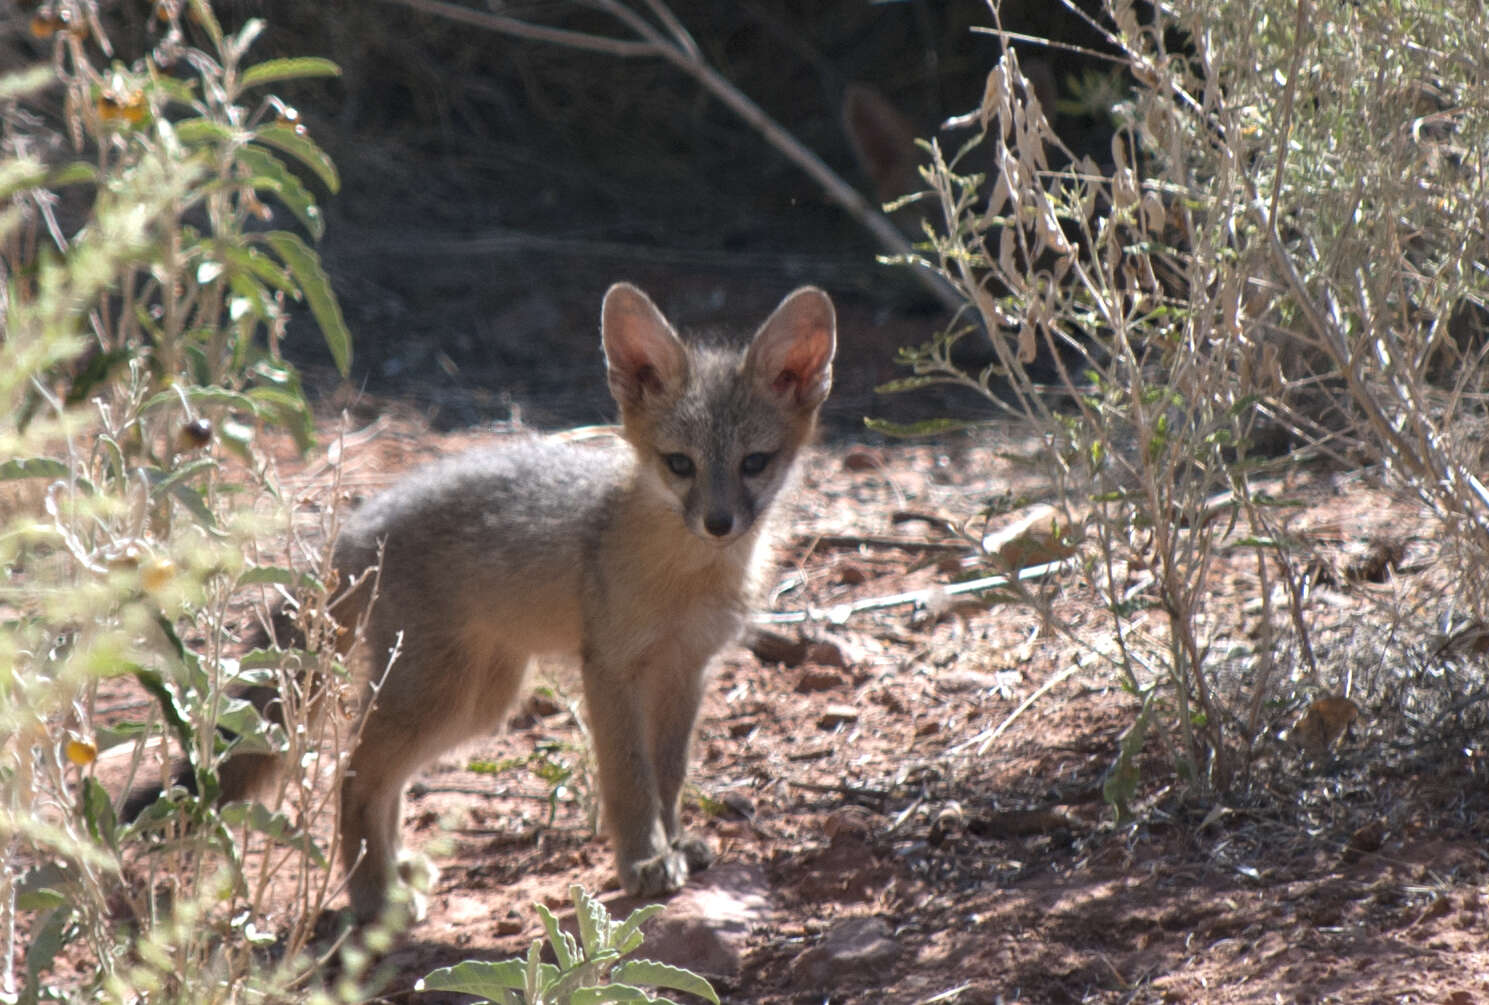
[704, 512, 735, 537]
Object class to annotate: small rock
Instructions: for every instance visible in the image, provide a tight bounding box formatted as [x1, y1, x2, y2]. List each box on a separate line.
[522, 689, 566, 718]
[718, 790, 756, 821]
[817, 704, 859, 730]
[805, 640, 848, 668]
[842, 448, 880, 472]
[790, 916, 900, 988]
[1343, 536, 1406, 583]
[837, 563, 868, 585]
[748, 628, 809, 667]
[935, 668, 1002, 694]
[641, 864, 772, 982]
[928, 801, 965, 846]
[795, 667, 845, 693]
[822, 806, 878, 845]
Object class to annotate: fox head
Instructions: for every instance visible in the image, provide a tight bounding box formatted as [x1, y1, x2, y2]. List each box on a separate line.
[601, 283, 836, 545]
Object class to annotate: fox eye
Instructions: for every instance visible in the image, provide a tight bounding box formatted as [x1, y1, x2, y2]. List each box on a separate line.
[662, 452, 695, 478]
[740, 452, 774, 476]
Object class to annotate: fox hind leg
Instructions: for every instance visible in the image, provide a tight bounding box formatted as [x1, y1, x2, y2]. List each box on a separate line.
[339, 641, 530, 923]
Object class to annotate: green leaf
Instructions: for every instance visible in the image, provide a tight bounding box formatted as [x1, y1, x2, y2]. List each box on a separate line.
[1102, 706, 1149, 821]
[236, 145, 324, 239]
[188, 0, 225, 51]
[252, 123, 339, 193]
[172, 117, 236, 147]
[235, 565, 323, 591]
[219, 243, 294, 296]
[240, 57, 341, 89]
[612, 961, 720, 1003]
[0, 64, 56, 103]
[81, 778, 118, 853]
[146, 457, 217, 500]
[874, 374, 944, 394]
[64, 347, 134, 405]
[46, 162, 97, 188]
[0, 156, 51, 202]
[611, 903, 665, 956]
[260, 231, 351, 377]
[0, 457, 69, 481]
[16, 865, 69, 912]
[24, 903, 73, 1000]
[219, 801, 326, 867]
[142, 384, 256, 415]
[417, 958, 550, 996]
[537, 901, 579, 971]
[246, 384, 315, 452]
[161, 478, 219, 532]
[569, 985, 666, 1004]
[862, 416, 979, 438]
[132, 666, 195, 762]
[574, 881, 608, 957]
[240, 646, 322, 672]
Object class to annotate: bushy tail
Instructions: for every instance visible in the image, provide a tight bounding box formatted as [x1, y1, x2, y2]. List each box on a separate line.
[121, 605, 313, 822]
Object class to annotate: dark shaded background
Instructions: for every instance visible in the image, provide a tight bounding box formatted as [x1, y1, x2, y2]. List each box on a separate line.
[10, 0, 1113, 433]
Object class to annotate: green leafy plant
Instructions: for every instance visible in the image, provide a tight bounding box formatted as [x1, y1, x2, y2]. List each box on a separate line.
[418, 884, 719, 1005]
[0, 1, 371, 999]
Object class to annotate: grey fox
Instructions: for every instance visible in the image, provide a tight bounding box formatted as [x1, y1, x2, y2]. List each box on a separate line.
[142, 283, 836, 923]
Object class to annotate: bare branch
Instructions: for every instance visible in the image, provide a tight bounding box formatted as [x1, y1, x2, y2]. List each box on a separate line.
[374, 0, 659, 59]
[375, 0, 962, 311]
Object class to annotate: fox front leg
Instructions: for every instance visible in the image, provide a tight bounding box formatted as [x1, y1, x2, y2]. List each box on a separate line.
[581, 651, 690, 896]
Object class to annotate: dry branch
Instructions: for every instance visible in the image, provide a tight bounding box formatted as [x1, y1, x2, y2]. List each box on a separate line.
[373, 0, 962, 310]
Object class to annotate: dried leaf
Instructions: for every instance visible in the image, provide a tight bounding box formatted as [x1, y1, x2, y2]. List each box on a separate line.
[1292, 696, 1359, 758]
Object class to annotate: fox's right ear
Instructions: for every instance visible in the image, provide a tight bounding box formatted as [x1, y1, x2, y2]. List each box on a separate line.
[601, 283, 688, 408]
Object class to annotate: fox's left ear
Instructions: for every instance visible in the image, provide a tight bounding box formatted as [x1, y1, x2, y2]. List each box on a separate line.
[747, 287, 836, 411]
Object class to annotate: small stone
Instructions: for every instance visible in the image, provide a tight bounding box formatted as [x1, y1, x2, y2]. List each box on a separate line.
[719, 791, 756, 821]
[805, 640, 847, 668]
[822, 806, 877, 845]
[842, 448, 880, 472]
[748, 628, 809, 667]
[795, 667, 845, 693]
[522, 690, 566, 718]
[817, 704, 859, 730]
[935, 668, 1002, 694]
[837, 563, 868, 585]
[641, 864, 771, 982]
[790, 915, 900, 988]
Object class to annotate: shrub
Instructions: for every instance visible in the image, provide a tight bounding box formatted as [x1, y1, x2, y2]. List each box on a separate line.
[900, 0, 1489, 800]
[0, 1, 366, 998]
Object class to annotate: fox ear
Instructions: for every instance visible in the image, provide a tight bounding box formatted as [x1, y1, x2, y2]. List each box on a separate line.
[747, 287, 836, 411]
[602, 283, 688, 408]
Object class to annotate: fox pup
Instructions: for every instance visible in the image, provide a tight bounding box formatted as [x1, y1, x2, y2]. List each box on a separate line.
[270, 283, 833, 922]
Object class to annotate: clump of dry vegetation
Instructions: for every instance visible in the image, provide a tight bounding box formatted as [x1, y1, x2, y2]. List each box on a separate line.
[898, 0, 1489, 800]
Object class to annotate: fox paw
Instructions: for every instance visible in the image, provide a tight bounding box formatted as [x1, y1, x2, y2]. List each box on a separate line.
[395, 850, 440, 924]
[622, 849, 689, 898]
[672, 833, 714, 874]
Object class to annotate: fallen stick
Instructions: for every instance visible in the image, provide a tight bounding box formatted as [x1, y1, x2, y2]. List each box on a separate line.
[756, 556, 1076, 626]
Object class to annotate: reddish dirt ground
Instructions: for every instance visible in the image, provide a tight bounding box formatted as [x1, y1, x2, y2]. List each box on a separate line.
[106, 408, 1480, 1005]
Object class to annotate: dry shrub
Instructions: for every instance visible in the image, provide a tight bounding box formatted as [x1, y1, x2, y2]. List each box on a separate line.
[899, 0, 1489, 802]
